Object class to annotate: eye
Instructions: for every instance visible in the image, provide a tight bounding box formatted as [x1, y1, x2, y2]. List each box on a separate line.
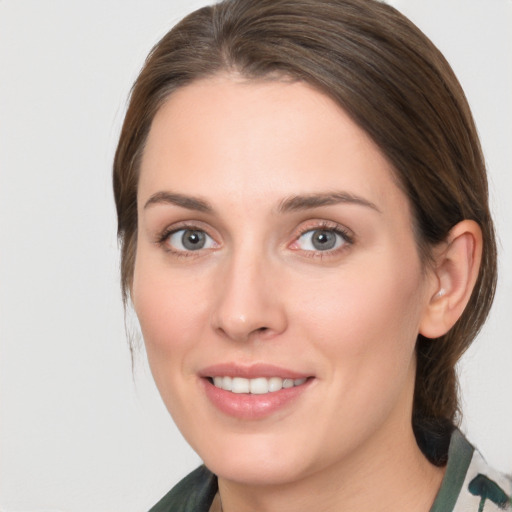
[295, 228, 348, 252]
[166, 229, 216, 252]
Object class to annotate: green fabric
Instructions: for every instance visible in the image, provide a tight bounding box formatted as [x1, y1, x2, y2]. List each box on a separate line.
[429, 429, 474, 512]
[148, 465, 217, 512]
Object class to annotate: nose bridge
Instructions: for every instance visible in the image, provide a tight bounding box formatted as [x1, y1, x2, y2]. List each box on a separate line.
[211, 240, 286, 341]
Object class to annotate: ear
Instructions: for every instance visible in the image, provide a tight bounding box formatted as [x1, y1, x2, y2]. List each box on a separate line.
[419, 220, 483, 339]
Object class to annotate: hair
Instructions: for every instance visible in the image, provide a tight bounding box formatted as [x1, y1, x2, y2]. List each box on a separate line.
[113, 0, 497, 463]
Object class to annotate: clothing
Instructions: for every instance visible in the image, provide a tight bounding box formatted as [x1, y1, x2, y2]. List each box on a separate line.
[148, 465, 217, 512]
[148, 429, 511, 511]
[429, 430, 511, 512]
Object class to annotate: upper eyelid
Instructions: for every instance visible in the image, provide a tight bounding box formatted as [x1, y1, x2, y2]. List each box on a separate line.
[157, 220, 215, 236]
[293, 220, 354, 239]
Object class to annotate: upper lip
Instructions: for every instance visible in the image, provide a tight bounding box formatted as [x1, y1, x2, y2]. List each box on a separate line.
[199, 363, 311, 380]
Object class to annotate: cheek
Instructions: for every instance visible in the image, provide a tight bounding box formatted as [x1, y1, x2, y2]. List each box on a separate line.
[292, 252, 426, 369]
[131, 261, 214, 428]
[132, 257, 209, 365]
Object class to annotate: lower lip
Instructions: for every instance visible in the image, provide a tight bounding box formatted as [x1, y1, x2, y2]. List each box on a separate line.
[202, 378, 312, 420]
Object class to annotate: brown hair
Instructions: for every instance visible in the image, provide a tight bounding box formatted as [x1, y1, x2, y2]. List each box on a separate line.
[113, 0, 497, 460]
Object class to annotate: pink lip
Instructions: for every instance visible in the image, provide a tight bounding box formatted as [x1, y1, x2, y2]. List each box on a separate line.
[199, 363, 313, 420]
[199, 363, 310, 380]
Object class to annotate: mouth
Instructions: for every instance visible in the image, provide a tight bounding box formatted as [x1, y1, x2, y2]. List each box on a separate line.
[200, 365, 314, 419]
[207, 376, 308, 394]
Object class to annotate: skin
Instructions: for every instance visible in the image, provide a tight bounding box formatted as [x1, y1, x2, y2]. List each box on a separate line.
[133, 76, 448, 511]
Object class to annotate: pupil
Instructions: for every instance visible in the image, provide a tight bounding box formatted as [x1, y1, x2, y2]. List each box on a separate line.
[312, 230, 336, 250]
[182, 230, 206, 250]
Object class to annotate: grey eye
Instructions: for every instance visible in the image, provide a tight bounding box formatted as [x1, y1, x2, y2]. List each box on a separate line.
[167, 229, 215, 251]
[297, 229, 345, 251]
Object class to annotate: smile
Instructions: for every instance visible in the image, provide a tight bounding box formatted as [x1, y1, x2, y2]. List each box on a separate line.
[211, 376, 308, 394]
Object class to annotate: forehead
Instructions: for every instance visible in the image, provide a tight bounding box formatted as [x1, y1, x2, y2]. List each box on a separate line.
[138, 76, 407, 216]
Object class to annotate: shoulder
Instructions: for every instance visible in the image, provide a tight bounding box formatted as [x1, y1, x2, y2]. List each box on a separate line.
[431, 429, 511, 512]
[148, 465, 218, 512]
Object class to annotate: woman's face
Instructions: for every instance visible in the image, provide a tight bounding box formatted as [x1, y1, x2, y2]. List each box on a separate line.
[133, 76, 437, 485]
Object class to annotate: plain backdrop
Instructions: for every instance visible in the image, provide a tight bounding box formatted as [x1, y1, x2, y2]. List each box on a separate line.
[0, 1, 510, 511]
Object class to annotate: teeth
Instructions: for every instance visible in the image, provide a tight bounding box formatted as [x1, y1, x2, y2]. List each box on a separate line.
[232, 377, 250, 394]
[222, 376, 232, 391]
[268, 377, 283, 392]
[282, 378, 294, 389]
[250, 377, 268, 394]
[211, 376, 308, 394]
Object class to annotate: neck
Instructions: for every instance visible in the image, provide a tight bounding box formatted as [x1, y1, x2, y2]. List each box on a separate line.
[217, 420, 445, 512]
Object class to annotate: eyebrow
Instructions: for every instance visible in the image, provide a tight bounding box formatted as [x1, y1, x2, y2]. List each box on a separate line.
[144, 191, 213, 212]
[278, 191, 381, 213]
[143, 190, 380, 215]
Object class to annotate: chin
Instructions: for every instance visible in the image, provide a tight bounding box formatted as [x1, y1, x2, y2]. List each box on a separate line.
[207, 456, 308, 487]
[192, 430, 319, 486]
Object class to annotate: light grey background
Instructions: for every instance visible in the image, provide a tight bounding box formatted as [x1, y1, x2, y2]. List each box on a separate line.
[0, 1, 510, 511]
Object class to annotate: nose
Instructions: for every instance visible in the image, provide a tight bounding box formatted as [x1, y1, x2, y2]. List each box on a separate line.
[210, 249, 288, 343]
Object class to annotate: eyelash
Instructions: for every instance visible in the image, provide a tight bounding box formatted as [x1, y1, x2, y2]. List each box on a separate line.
[155, 223, 216, 258]
[155, 221, 354, 258]
[291, 221, 354, 258]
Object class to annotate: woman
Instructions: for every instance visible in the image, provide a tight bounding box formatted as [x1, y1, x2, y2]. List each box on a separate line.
[113, 0, 511, 510]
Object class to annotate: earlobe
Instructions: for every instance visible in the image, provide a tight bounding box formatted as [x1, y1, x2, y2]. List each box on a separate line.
[419, 220, 483, 339]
